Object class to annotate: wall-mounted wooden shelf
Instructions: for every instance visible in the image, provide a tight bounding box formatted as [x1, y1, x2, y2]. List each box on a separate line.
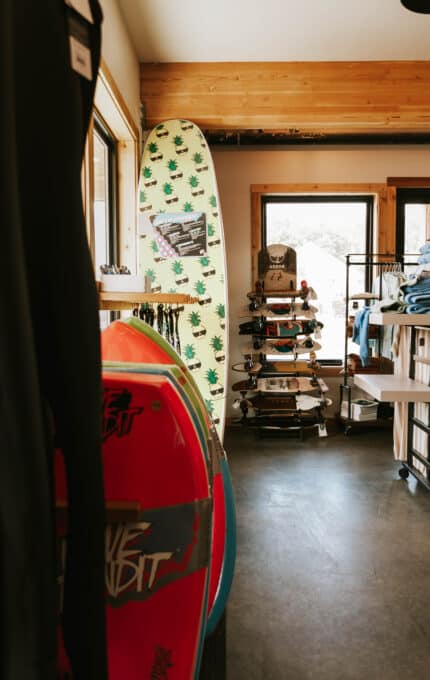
[99, 291, 199, 310]
[354, 374, 430, 402]
[369, 312, 430, 326]
[247, 290, 303, 299]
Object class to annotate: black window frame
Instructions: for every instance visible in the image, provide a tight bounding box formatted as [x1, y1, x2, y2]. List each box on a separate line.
[261, 194, 375, 363]
[262, 194, 374, 289]
[395, 188, 430, 262]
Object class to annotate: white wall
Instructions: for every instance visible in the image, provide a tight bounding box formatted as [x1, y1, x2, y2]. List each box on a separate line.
[212, 145, 430, 419]
[99, 0, 141, 128]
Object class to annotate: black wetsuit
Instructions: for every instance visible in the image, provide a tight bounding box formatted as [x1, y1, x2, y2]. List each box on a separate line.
[0, 1, 107, 677]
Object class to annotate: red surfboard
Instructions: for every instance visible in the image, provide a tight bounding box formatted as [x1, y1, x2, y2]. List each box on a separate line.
[56, 369, 211, 679]
[101, 319, 230, 629]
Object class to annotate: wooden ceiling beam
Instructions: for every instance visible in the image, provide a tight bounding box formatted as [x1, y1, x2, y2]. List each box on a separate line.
[140, 61, 430, 135]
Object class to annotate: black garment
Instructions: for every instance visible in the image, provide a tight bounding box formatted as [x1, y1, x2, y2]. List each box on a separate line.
[0, 1, 107, 678]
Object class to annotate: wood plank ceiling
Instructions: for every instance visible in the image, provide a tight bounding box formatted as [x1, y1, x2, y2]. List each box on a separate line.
[141, 61, 430, 142]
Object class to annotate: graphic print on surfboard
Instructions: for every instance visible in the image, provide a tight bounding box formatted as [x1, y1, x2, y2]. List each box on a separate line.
[101, 319, 236, 634]
[55, 370, 211, 680]
[138, 120, 228, 438]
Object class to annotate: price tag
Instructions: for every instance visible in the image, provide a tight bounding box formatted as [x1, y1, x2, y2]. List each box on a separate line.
[67, 10, 92, 81]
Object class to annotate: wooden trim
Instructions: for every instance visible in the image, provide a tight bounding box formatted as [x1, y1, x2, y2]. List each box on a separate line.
[141, 61, 430, 134]
[377, 185, 396, 256]
[387, 177, 430, 187]
[250, 183, 386, 283]
[251, 183, 385, 194]
[100, 58, 139, 141]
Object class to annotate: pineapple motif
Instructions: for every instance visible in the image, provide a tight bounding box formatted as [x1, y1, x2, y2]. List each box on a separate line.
[167, 159, 183, 180]
[151, 240, 164, 263]
[195, 280, 212, 305]
[183, 201, 194, 213]
[216, 303, 226, 330]
[211, 336, 225, 363]
[172, 260, 189, 285]
[192, 152, 208, 173]
[145, 268, 161, 293]
[189, 175, 204, 197]
[163, 182, 178, 205]
[188, 311, 206, 337]
[200, 256, 215, 278]
[180, 119, 194, 131]
[205, 399, 220, 425]
[198, 131, 206, 148]
[156, 123, 169, 138]
[149, 141, 163, 161]
[209, 194, 218, 217]
[139, 190, 152, 212]
[207, 223, 221, 247]
[173, 135, 188, 155]
[142, 166, 157, 187]
[184, 344, 201, 370]
[205, 368, 224, 396]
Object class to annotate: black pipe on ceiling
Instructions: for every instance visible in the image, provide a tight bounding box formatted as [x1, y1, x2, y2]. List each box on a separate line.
[401, 0, 430, 13]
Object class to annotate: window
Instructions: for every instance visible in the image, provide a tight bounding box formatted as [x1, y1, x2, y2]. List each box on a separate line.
[396, 188, 430, 270]
[93, 115, 118, 275]
[92, 115, 118, 328]
[262, 195, 373, 361]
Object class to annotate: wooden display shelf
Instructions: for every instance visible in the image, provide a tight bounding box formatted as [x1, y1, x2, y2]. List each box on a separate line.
[99, 291, 198, 310]
[369, 312, 430, 326]
[354, 374, 430, 402]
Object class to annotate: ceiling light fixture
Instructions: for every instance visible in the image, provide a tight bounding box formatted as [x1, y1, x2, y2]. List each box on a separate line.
[401, 0, 430, 13]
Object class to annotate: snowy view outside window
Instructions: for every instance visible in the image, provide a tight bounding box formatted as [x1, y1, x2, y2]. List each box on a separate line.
[404, 204, 429, 272]
[265, 200, 369, 360]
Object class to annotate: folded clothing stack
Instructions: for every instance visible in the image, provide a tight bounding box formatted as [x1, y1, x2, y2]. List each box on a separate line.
[402, 274, 430, 314]
[418, 242, 430, 265]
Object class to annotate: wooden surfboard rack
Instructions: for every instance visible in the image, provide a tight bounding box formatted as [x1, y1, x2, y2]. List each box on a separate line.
[99, 291, 199, 310]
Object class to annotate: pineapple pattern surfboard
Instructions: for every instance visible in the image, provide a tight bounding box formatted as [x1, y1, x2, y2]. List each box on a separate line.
[139, 120, 228, 437]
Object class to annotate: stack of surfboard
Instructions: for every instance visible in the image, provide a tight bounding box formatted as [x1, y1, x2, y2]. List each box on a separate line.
[55, 120, 235, 680]
[55, 318, 236, 679]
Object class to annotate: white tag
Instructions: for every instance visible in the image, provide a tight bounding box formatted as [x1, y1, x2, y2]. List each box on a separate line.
[69, 36, 92, 80]
[318, 423, 328, 438]
[65, 0, 93, 23]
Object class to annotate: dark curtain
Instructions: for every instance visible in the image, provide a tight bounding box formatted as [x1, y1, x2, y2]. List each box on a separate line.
[0, 1, 107, 677]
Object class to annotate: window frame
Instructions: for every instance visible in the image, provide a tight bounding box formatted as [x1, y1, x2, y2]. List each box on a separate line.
[250, 183, 380, 366]
[395, 187, 430, 262]
[93, 113, 119, 269]
[261, 194, 374, 291]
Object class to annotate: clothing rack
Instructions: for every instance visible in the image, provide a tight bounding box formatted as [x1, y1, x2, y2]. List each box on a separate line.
[340, 253, 406, 433]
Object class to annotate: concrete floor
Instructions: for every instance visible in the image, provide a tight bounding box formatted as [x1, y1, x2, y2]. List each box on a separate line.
[223, 426, 430, 680]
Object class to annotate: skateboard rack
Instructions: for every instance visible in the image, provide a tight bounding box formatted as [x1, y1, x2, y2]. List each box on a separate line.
[233, 285, 329, 438]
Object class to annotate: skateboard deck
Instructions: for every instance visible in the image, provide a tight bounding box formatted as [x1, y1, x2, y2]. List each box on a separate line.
[257, 376, 321, 394]
[239, 319, 322, 338]
[242, 340, 322, 355]
[56, 368, 211, 679]
[259, 360, 319, 375]
[249, 393, 328, 413]
[138, 119, 228, 439]
[101, 319, 235, 635]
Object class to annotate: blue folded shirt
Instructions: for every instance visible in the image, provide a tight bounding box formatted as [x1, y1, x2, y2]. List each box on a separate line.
[419, 243, 430, 255]
[404, 292, 430, 304]
[406, 304, 430, 314]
